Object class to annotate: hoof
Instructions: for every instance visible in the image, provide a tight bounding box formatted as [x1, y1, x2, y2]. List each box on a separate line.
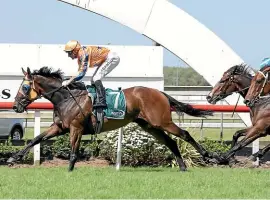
[208, 152, 220, 158]
[7, 157, 17, 165]
[208, 156, 229, 165]
[248, 155, 257, 162]
[68, 165, 75, 172]
[180, 167, 187, 172]
[202, 157, 212, 164]
[208, 158, 220, 164]
[7, 163, 14, 167]
[68, 168, 74, 172]
[228, 158, 238, 167]
[205, 152, 221, 162]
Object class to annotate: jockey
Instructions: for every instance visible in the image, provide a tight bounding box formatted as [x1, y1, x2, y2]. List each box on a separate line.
[62, 40, 120, 111]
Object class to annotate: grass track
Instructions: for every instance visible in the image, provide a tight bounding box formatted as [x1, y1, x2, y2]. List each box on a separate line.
[0, 166, 270, 199]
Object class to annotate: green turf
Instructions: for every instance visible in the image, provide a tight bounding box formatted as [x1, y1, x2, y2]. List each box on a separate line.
[0, 166, 269, 199]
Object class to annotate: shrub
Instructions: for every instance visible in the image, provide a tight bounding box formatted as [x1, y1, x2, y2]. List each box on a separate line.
[99, 123, 204, 167]
[0, 127, 231, 167]
[0, 139, 33, 164]
[41, 134, 99, 160]
[199, 137, 231, 154]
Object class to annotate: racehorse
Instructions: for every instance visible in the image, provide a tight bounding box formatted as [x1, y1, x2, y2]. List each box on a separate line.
[8, 66, 214, 171]
[207, 64, 270, 164]
[206, 64, 254, 148]
[242, 65, 270, 160]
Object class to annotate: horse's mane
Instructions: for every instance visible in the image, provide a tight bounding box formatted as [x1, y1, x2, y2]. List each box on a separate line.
[32, 66, 64, 80]
[229, 63, 256, 77]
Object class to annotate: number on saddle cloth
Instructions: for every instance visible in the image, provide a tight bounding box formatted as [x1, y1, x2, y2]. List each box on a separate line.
[86, 85, 126, 120]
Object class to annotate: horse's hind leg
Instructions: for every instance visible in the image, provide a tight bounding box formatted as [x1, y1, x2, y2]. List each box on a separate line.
[134, 119, 187, 171]
[162, 121, 210, 160]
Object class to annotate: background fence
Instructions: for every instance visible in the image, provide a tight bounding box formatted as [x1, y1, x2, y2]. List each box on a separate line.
[0, 86, 265, 168]
[0, 100, 261, 167]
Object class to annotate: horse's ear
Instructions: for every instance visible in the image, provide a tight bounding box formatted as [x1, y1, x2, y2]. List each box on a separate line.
[26, 67, 33, 79]
[22, 67, 27, 76]
[27, 67, 31, 75]
[232, 66, 237, 74]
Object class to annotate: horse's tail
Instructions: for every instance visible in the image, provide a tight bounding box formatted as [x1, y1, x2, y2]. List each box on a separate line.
[161, 92, 213, 118]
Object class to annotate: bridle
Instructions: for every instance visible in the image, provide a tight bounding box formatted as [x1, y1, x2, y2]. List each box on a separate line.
[16, 75, 86, 116]
[249, 70, 270, 104]
[15, 77, 42, 109]
[210, 70, 252, 101]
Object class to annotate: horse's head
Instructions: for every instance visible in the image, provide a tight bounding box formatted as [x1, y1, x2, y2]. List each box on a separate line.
[206, 63, 255, 104]
[244, 66, 270, 107]
[13, 66, 63, 113]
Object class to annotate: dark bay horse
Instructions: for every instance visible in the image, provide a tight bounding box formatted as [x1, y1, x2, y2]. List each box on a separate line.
[207, 64, 270, 164]
[206, 64, 254, 149]
[242, 65, 270, 160]
[8, 66, 214, 171]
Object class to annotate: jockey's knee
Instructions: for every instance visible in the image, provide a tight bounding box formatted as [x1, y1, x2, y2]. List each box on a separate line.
[114, 55, 120, 64]
[92, 76, 102, 83]
[108, 52, 120, 65]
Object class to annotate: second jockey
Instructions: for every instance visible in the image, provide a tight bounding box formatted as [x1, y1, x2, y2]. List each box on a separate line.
[260, 57, 270, 68]
[63, 40, 120, 111]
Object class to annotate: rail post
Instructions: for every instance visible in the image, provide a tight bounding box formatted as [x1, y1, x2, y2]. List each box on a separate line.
[220, 100, 224, 141]
[34, 110, 41, 166]
[252, 139, 259, 166]
[116, 127, 123, 170]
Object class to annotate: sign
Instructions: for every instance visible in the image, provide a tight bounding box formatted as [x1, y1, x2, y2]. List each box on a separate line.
[0, 44, 164, 103]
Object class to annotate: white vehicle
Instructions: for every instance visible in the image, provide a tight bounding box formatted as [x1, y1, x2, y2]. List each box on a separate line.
[0, 118, 25, 140]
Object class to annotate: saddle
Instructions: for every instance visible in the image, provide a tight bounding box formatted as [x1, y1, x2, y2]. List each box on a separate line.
[67, 80, 126, 133]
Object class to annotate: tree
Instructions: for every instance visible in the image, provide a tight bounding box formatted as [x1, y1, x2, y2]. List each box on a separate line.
[164, 66, 210, 86]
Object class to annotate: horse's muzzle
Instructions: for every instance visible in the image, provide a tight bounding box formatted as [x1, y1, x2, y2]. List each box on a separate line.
[243, 99, 249, 105]
[243, 99, 254, 107]
[13, 104, 24, 113]
[206, 95, 217, 104]
[206, 95, 212, 102]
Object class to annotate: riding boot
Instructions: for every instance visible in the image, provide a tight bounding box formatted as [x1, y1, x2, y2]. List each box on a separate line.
[93, 80, 107, 109]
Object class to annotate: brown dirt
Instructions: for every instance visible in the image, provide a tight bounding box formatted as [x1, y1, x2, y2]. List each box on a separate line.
[210, 156, 270, 169]
[4, 156, 270, 169]
[7, 157, 110, 169]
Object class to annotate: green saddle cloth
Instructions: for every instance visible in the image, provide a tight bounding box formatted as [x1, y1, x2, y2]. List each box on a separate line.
[86, 85, 126, 119]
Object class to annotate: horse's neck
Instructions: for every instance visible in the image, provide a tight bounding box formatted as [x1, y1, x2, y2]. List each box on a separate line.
[44, 87, 87, 109]
[238, 77, 252, 98]
[47, 89, 70, 106]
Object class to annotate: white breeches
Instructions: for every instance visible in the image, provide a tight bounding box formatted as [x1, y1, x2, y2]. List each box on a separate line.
[92, 51, 120, 82]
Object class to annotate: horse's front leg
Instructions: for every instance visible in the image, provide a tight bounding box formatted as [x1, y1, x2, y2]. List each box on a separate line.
[7, 123, 68, 165]
[68, 125, 83, 172]
[214, 124, 267, 164]
[225, 128, 248, 165]
[231, 128, 248, 148]
[249, 143, 270, 161]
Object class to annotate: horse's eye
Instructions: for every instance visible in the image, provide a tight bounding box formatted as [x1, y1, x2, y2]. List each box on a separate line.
[22, 84, 30, 94]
